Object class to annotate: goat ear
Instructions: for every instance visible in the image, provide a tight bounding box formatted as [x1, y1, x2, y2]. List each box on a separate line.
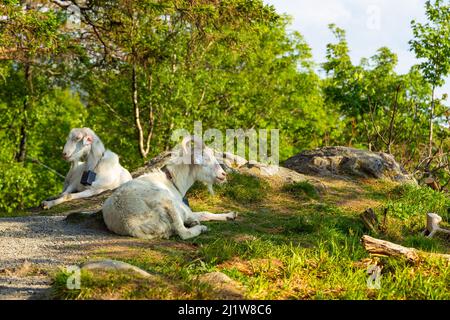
[181, 136, 193, 156]
[83, 135, 93, 146]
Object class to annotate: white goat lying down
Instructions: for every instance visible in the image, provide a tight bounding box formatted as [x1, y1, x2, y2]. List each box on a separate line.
[42, 128, 132, 209]
[102, 136, 237, 240]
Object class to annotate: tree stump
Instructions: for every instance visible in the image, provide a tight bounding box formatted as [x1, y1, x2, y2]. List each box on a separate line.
[423, 213, 450, 238]
[360, 208, 379, 233]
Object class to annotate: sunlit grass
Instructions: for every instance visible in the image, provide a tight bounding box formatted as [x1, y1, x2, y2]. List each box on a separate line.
[51, 174, 450, 300]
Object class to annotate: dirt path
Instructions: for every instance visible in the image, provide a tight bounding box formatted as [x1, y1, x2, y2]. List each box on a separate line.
[0, 215, 130, 300]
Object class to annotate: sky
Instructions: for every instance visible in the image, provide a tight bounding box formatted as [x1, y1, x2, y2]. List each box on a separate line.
[263, 0, 449, 97]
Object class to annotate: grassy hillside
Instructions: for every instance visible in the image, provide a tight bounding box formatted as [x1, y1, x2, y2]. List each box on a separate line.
[51, 173, 449, 300]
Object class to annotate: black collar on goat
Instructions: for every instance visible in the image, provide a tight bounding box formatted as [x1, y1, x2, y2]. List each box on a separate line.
[161, 166, 190, 207]
[80, 151, 105, 186]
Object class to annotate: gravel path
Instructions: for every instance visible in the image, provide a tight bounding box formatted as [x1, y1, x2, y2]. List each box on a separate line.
[0, 215, 120, 300]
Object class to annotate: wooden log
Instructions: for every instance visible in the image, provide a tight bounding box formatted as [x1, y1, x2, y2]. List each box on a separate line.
[361, 235, 420, 262]
[361, 235, 450, 263]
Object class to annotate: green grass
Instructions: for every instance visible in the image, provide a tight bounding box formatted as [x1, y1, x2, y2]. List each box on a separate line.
[282, 181, 319, 199]
[362, 183, 450, 251]
[385, 184, 450, 221]
[53, 268, 180, 299]
[50, 174, 450, 300]
[215, 172, 269, 204]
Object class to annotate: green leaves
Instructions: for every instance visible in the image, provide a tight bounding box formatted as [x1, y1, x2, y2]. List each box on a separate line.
[386, 184, 450, 220]
[0, 4, 67, 61]
[410, 0, 450, 87]
[0, 1, 449, 213]
[0, 162, 38, 213]
[322, 21, 438, 165]
[79, 0, 327, 162]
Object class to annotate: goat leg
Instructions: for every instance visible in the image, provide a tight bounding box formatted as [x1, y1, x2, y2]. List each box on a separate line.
[42, 188, 106, 209]
[189, 211, 238, 222]
[162, 201, 208, 240]
[44, 194, 62, 202]
[43, 182, 78, 203]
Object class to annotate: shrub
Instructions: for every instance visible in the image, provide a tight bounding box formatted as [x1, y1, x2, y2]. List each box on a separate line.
[0, 163, 39, 213]
[386, 184, 450, 220]
[0, 162, 62, 214]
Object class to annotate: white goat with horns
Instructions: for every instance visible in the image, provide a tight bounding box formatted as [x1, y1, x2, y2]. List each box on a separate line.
[42, 128, 132, 209]
[102, 135, 237, 240]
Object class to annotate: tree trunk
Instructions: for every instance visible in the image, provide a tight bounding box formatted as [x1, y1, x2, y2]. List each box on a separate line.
[132, 63, 154, 159]
[15, 63, 32, 163]
[386, 85, 401, 155]
[144, 72, 154, 156]
[132, 63, 147, 159]
[428, 86, 435, 159]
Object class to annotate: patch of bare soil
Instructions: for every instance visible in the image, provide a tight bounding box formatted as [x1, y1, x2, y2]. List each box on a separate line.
[0, 215, 148, 300]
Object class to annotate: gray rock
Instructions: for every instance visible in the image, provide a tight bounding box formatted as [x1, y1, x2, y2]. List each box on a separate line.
[198, 272, 245, 299]
[81, 259, 153, 278]
[135, 150, 324, 188]
[284, 146, 416, 183]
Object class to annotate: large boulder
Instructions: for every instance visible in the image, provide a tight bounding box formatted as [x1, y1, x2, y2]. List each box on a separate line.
[284, 146, 415, 183]
[133, 150, 323, 188]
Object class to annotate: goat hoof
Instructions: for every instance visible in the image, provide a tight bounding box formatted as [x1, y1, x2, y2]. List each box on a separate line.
[200, 225, 208, 233]
[226, 212, 237, 220]
[189, 220, 200, 226]
[41, 201, 50, 210]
